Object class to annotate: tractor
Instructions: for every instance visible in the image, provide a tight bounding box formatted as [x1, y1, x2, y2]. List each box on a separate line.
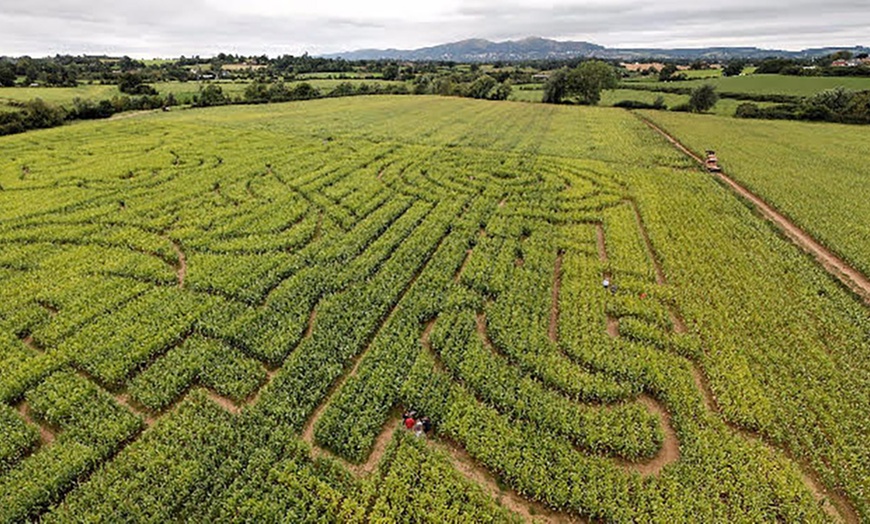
[705, 150, 722, 172]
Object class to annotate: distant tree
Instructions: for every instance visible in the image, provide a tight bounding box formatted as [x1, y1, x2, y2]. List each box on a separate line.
[566, 60, 618, 105]
[466, 74, 497, 99]
[290, 82, 319, 100]
[23, 99, 65, 128]
[118, 72, 157, 95]
[267, 81, 290, 102]
[382, 63, 400, 81]
[243, 81, 270, 103]
[658, 63, 677, 81]
[722, 60, 746, 77]
[807, 86, 854, 114]
[688, 84, 719, 112]
[195, 84, 228, 107]
[490, 81, 512, 101]
[542, 69, 569, 103]
[0, 62, 15, 87]
[828, 50, 853, 61]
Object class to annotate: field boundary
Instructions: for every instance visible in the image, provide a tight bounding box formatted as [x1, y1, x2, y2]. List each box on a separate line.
[635, 113, 870, 307]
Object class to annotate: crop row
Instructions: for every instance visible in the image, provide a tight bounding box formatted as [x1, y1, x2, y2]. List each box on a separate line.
[128, 335, 266, 411]
[1, 371, 143, 523]
[312, 197, 491, 462]
[252, 197, 465, 431]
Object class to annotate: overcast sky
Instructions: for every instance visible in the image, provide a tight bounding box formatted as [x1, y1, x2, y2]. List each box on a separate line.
[2, 0, 868, 58]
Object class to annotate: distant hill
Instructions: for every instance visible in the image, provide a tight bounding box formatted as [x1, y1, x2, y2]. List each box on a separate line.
[323, 37, 870, 62]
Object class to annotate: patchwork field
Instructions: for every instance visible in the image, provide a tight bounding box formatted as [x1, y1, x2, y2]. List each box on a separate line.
[625, 73, 870, 96]
[0, 96, 867, 522]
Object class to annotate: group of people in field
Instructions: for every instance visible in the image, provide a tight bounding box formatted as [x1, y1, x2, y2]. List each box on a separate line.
[402, 409, 432, 438]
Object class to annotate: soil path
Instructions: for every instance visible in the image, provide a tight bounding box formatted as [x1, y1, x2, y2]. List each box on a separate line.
[637, 115, 870, 306]
[204, 390, 241, 415]
[17, 401, 56, 445]
[549, 252, 563, 343]
[606, 317, 620, 338]
[114, 393, 157, 427]
[21, 335, 44, 353]
[595, 224, 609, 271]
[169, 239, 187, 289]
[301, 227, 445, 458]
[434, 438, 587, 523]
[618, 395, 680, 476]
[359, 415, 402, 476]
[304, 307, 318, 339]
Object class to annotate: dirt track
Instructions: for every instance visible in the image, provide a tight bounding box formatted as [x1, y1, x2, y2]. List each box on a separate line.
[637, 115, 870, 307]
[169, 239, 187, 288]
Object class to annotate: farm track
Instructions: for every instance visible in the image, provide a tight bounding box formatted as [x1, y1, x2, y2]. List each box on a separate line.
[617, 183, 859, 522]
[636, 114, 870, 307]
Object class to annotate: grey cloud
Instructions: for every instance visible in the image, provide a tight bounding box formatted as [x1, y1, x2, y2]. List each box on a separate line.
[1, 0, 867, 57]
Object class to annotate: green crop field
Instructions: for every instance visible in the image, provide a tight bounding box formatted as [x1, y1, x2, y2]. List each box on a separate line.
[0, 82, 246, 109]
[511, 88, 777, 116]
[626, 73, 870, 96]
[0, 84, 121, 108]
[0, 96, 867, 522]
[638, 110, 870, 278]
[0, 79, 406, 110]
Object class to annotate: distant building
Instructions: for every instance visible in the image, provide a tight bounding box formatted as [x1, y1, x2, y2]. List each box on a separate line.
[831, 59, 862, 67]
[532, 73, 550, 81]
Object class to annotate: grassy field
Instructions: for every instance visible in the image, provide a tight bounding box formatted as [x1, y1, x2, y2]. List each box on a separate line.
[0, 84, 121, 107]
[511, 87, 778, 116]
[0, 96, 867, 522]
[626, 73, 870, 96]
[639, 110, 870, 277]
[0, 79, 408, 109]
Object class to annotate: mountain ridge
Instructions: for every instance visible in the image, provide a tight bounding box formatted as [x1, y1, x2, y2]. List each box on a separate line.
[322, 37, 870, 62]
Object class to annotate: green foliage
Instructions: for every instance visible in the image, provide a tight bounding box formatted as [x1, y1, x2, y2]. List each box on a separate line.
[194, 84, 229, 107]
[0, 405, 38, 473]
[688, 84, 719, 113]
[722, 61, 746, 77]
[0, 97, 866, 522]
[542, 69, 569, 103]
[544, 61, 618, 105]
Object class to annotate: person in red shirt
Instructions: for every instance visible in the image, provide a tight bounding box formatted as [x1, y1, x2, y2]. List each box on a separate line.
[404, 416, 415, 430]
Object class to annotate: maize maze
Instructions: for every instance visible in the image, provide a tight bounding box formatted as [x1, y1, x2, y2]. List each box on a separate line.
[0, 96, 867, 522]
